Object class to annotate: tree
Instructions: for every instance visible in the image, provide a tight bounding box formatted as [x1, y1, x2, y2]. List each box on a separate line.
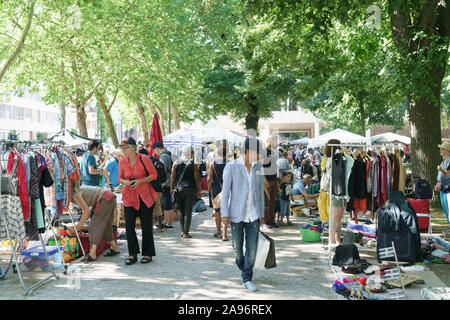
[387, 0, 449, 198]
[198, 10, 297, 133]
[0, 0, 35, 84]
[35, 132, 47, 143]
[245, 0, 449, 195]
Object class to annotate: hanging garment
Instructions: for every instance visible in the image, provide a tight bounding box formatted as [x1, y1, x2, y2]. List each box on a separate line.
[44, 153, 56, 207]
[24, 198, 38, 240]
[380, 155, 388, 203]
[22, 154, 31, 194]
[53, 151, 63, 201]
[372, 155, 378, 199]
[0, 195, 26, 242]
[29, 154, 40, 200]
[374, 155, 381, 206]
[60, 147, 80, 211]
[331, 153, 346, 197]
[318, 190, 330, 221]
[397, 152, 406, 193]
[58, 147, 77, 210]
[366, 159, 372, 193]
[344, 155, 355, 199]
[386, 155, 391, 198]
[348, 159, 368, 199]
[7, 152, 30, 221]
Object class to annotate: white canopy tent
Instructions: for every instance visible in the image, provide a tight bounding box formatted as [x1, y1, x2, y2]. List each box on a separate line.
[309, 128, 371, 147]
[292, 137, 310, 145]
[371, 132, 411, 145]
[179, 119, 245, 145]
[48, 129, 100, 148]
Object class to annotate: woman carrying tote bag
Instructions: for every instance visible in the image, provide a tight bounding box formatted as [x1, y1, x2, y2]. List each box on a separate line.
[208, 146, 229, 241]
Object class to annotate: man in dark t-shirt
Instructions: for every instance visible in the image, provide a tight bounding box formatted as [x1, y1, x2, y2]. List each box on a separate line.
[263, 135, 280, 228]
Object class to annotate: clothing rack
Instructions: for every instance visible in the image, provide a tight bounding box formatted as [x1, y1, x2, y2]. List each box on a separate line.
[0, 155, 60, 295]
[324, 143, 402, 279]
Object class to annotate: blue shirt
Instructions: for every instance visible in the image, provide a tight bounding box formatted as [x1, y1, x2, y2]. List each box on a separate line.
[105, 158, 119, 188]
[293, 179, 306, 196]
[81, 152, 100, 186]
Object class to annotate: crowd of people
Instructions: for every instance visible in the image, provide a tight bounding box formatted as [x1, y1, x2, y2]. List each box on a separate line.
[66, 134, 446, 293]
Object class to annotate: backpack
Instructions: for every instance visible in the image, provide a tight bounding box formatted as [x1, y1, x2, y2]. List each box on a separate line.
[414, 179, 432, 199]
[159, 151, 173, 175]
[149, 156, 166, 192]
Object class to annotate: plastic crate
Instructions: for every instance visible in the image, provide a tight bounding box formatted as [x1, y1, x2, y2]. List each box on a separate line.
[21, 246, 63, 257]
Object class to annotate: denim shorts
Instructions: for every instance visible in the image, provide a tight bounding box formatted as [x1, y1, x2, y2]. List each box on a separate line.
[280, 199, 290, 217]
[331, 196, 346, 208]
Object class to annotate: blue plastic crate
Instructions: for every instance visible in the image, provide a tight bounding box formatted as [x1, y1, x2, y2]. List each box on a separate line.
[20, 246, 63, 258]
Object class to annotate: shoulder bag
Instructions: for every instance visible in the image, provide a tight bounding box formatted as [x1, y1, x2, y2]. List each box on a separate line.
[1, 158, 19, 196]
[211, 162, 223, 209]
[171, 161, 189, 209]
[441, 161, 450, 193]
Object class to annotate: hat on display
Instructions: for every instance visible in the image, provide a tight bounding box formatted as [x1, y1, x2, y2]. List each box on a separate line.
[119, 137, 137, 147]
[438, 141, 450, 151]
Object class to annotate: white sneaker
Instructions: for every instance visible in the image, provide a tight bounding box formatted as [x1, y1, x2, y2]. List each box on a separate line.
[243, 281, 258, 292]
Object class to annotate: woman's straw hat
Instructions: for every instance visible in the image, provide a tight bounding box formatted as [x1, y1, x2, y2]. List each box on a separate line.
[438, 141, 450, 150]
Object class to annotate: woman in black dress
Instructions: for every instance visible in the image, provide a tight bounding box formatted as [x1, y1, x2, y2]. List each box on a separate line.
[170, 145, 202, 238]
[208, 146, 229, 240]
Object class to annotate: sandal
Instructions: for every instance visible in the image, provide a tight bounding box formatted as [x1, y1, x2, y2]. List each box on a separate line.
[213, 233, 222, 239]
[125, 256, 137, 265]
[140, 256, 152, 264]
[182, 234, 192, 238]
[222, 236, 229, 241]
[104, 249, 120, 257]
[84, 254, 96, 263]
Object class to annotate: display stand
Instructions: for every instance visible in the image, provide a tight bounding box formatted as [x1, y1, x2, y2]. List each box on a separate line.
[0, 157, 59, 295]
[325, 143, 370, 276]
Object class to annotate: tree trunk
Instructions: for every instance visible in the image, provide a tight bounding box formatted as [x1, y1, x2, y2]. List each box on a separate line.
[0, 0, 35, 84]
[76, 102, 88, 137]
[148, 99, 166, 136]
[168, 98, 171, 133]
[97, 92, 119, 147]
[358, 94, 366, 136]
[60, 101, 66, 130]
[136, 101, 149, 146]
[388, 0, 449, 207]
[245, 94, 260, 135]
[171, 100, 180, 130]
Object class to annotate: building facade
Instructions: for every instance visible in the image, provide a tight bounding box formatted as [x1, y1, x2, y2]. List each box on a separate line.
[0, 92, 60, 141]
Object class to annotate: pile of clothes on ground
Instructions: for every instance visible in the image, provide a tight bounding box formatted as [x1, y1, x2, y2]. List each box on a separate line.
[421, 236, 450, 264]
[331, 243, 426, 300]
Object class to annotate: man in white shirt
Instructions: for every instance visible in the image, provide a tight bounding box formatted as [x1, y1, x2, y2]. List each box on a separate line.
[221, 138, 265, 292]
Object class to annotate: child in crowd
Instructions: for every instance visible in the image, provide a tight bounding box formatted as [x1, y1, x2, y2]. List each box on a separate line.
[279, 171, 294, 226]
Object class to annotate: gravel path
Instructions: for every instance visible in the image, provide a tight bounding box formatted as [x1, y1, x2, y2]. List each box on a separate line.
[0, 204, 337, 300]
[1, 202, 446, 300]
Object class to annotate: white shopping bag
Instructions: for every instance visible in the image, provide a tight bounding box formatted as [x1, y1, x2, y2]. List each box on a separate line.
[253, 231, 270, 270]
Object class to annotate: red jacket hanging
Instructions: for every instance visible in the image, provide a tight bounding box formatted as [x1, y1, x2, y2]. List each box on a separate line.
[7, 152, 30, 221]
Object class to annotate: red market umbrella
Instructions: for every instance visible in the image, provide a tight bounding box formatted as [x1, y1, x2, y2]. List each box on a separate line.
[148, 113, 163, 158]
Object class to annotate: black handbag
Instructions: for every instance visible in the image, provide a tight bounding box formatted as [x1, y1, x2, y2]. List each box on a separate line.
[1, 158, 19, 196]
[171, 161, 189, 209]
[442, 175, 450, 193]
[441, 160, 450, 193]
